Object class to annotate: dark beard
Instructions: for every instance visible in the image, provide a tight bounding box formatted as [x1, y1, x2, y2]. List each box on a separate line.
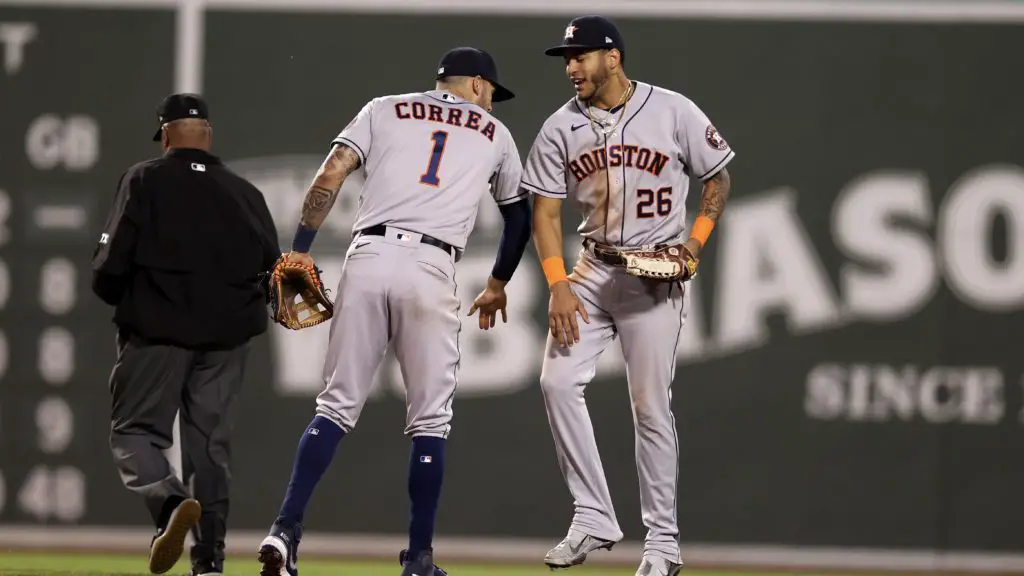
[581, 68, 610, 105]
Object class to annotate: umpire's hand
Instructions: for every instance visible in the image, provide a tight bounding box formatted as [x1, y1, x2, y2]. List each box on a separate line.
[548, 280, 590, 348]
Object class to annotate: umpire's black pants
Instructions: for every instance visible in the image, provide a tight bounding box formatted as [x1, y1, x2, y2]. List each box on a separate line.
[108, 328, 248, 567]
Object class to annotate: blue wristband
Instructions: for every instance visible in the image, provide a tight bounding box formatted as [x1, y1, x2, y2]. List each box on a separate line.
[291, 224, 318, 253]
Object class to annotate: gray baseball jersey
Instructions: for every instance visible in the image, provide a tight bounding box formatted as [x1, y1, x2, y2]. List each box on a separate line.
[525, 81, 735, 564]
[313, 89, 525, 439]
[522, 81, 734, 248]
[334, 90, 525, 249]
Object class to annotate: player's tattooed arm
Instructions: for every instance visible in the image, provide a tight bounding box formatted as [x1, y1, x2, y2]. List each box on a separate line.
[698, 167, 731, 223]
[299, 143, 362, 231]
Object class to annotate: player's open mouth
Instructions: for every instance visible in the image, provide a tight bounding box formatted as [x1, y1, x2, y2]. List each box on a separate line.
[571, 78, 585, 90]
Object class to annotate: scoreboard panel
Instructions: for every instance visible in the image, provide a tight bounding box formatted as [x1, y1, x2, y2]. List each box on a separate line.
[0, 6, 175, 526]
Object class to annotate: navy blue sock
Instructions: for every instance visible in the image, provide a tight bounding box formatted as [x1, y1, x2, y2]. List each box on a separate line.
[275, 415, 345, 527]
[407, 436, 446, 556]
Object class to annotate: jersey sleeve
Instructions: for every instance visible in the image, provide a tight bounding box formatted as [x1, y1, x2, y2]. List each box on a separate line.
[520, 123, 567, 198]
[491, 130, 528, 206]
[676, 97, 735, 181]
[332, 98, 375, 165]
[92, 167, 145, 305]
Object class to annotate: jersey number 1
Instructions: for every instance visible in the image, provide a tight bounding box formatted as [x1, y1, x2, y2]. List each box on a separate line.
[419, 130, 449, 186]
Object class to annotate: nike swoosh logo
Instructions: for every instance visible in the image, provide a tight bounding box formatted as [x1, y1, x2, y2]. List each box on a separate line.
[354, 241, 370, 249]
[570, 123, 587, 131]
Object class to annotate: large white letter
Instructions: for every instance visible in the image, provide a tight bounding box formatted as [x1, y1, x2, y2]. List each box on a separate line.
[0, 23, 37, 75]
[939, 165, 1024, 311]
[715, 188, 841, 352]
[833, 172, 937, 321]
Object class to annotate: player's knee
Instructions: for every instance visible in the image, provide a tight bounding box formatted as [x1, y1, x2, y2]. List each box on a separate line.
[314, 405, 355, 434]
[405, 415, 450, 438]
[109, 421, 169, 450]
[630, 391, 672, 434]
[539, 369, 581, 400]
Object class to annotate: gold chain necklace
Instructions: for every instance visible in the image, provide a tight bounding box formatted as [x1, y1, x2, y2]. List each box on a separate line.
[587, 81, 634, 136]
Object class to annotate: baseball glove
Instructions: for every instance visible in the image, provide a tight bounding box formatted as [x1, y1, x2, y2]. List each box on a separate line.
[267, 253, 334, 330]
[623, 244, 699, 282]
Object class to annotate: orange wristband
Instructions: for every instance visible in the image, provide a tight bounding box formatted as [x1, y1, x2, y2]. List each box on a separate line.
[541, 256, 568, 286]
[689, 216, 715, 248]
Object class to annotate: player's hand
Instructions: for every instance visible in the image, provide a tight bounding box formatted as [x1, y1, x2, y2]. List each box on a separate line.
[682, 238, 702, 261]
[467, 276, 508, 330]
[286, 251, 316, 267]
[548, 280, 590, 348]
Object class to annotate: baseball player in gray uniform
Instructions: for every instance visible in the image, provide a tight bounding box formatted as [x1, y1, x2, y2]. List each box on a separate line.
[523, 16, 735, 576]
[257, 47, 532, 576]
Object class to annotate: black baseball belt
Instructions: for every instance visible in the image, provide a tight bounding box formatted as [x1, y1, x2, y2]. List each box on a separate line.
[583, 238, 670, 268]
[583, 238, 628, 267]
[356, 224, 461, 262]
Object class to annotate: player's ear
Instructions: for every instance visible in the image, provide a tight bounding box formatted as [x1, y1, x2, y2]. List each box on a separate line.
[607, 48, 622, 70]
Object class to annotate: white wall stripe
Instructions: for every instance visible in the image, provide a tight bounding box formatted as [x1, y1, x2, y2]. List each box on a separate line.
[4, 0, 1024, 23]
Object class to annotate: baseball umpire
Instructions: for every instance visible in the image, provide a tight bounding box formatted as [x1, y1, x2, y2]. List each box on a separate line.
[92, 93, 281, 576]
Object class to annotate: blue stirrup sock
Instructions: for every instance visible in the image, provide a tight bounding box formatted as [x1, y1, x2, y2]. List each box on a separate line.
[407, 436, 446, 557]
[275, 415, 345, 527]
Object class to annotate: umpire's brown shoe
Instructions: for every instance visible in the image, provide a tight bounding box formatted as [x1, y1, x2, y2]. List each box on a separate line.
[148, 498, 201, 574]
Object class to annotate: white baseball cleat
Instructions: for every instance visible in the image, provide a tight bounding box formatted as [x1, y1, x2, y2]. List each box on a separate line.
[635, 555, 682, 576]
[543, 528, 618, 569]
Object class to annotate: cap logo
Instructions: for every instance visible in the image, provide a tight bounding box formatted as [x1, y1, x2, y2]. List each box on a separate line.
[189, 108, 198, 115]
[437, 66, 444, 74]
[564, 24, 576, 39]
[605, 36, 613, 43]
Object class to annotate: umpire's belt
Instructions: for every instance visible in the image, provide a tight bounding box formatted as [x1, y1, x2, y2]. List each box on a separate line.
[357, 224, 461, 262]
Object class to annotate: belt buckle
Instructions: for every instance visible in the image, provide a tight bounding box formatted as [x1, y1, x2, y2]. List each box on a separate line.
[595, 245, 622, 266]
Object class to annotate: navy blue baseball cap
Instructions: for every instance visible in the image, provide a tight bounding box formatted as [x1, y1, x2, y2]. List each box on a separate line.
[544, 15, 625, 59]
[435, 47, 515, 103]
[152, 93, 209, 141]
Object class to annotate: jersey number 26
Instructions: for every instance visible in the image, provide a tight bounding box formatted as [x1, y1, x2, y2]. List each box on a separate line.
[636, 186, 672, 218]
[419, 130, 449, 187]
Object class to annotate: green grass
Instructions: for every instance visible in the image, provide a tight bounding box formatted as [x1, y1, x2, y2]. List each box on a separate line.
[0, 553, 838, 576]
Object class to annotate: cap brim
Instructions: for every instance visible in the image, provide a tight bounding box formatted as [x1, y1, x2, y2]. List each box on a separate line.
[492, 82, 515, 103]
[544, 43, 602, 57]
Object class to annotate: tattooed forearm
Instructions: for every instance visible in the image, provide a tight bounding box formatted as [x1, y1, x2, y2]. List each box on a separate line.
[698, 167, 731, 222]
[300, 186, 335, 229]
[298, 143, 361, 230]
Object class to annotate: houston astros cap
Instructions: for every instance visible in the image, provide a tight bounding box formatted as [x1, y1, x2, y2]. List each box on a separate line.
[435, 47, 515, 103]
[544, 15, 625, 59]
[152, 93, 210, 141]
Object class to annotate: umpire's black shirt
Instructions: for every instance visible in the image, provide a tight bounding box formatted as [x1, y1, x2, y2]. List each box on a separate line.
[92, 147, 280, 349]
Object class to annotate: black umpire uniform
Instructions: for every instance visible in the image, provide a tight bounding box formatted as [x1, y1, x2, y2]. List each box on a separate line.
[91, 93, 280, 575]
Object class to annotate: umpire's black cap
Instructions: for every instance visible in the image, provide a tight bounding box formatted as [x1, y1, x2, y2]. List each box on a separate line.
[152, 93, 210, 141]
[544, 15, 625, 59]
[435, 47, 515, 103]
